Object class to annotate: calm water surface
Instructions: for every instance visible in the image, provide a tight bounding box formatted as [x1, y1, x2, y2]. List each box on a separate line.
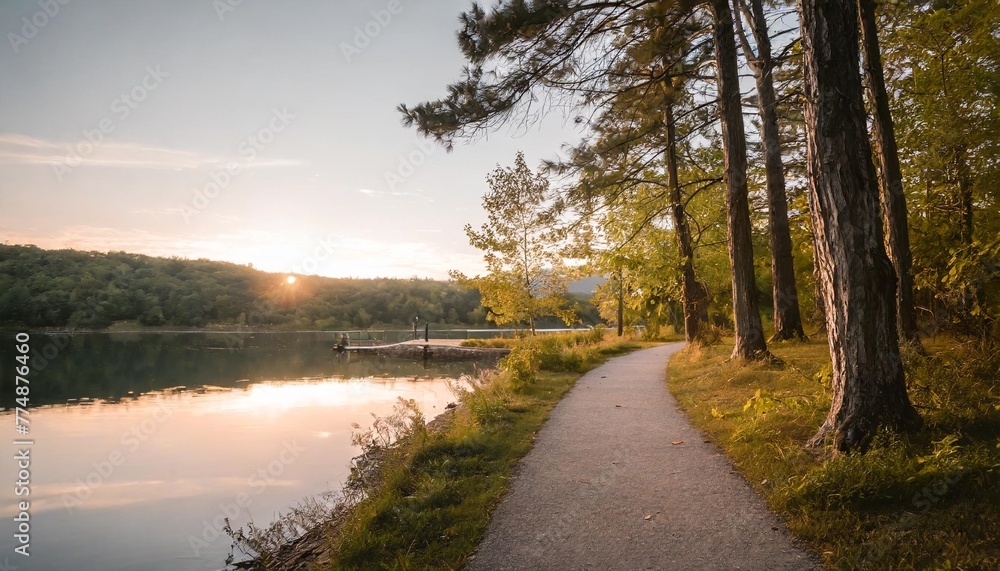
[0, 332, 483, 570]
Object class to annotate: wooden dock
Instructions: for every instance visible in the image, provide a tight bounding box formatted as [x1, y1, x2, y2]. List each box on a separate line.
[339, 339, 509, 362]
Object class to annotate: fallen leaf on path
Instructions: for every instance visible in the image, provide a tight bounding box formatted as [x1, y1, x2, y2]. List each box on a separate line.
[671, 440, 684, 445]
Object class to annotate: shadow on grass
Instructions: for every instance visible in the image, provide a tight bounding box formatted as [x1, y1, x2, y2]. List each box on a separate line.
[667, 336, 999, 570]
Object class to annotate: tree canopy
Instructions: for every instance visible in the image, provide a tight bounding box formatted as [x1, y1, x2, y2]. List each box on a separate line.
[451, 152, 577, 332]
[402, 0, 1000, 452]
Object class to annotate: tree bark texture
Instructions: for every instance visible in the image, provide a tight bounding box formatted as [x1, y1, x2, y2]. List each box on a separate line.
[617, 271, 625, 337]
[800, 0, 922, 452]
[712, 0, 769, 359]
[811, 226, 827, 330]
[858, 0, 920, 345]
[740, 0, 806, 341]
[666, 101, 710, 343]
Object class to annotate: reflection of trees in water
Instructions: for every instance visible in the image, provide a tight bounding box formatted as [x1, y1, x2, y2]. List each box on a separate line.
[0, 332, 484, 407]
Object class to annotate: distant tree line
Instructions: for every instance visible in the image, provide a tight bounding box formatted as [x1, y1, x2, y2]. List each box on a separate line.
[0, 244, 597, 330]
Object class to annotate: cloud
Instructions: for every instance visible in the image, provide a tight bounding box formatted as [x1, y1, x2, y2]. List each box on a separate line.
[132, 208, 243, 224]
[310, 236, 481, 279]
[0, 225, 483, 279]
[357, 187, 433, 201]
[0, 225, 247, 260]
[0, 133, 304, 171]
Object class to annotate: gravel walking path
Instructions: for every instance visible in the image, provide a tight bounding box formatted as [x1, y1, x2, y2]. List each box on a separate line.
[468, 343, 817, 570]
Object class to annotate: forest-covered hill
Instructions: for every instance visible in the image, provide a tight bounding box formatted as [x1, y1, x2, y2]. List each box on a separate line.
[0, 244, 597, 330]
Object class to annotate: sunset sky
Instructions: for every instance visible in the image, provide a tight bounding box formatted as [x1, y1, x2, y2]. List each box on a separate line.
[0, 0, 582, 279]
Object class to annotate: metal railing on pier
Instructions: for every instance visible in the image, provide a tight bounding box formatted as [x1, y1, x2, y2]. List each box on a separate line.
[327, 327, 594, 346]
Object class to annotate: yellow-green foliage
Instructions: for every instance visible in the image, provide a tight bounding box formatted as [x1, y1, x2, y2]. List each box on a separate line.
[461, 337, 516, 349]
[519, 326, 646, 374]
[451, 369, 515, 429]
[668, 337, 1000, 570]
[469, 327, 650, 376]
[500, 345, 540, 391]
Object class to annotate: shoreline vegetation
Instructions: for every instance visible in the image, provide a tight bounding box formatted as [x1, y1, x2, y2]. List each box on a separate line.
[0, 322, 588, 335]
[232, 330, 998, 570]
[667, 336, 999, 569]
[362, 343, 511, 363]
[225, 328, 658, 570]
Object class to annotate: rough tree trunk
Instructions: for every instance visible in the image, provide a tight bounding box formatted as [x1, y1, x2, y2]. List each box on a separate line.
[805, 188, 827, 332]
[712, 0, 769, 359]
[617, 271, 624, 337]
[858, 0, 920, 346]
[666, 100, 709, 343]
[955, 149, 973, 245]
[810, 228, 827, 331]
[800, 0, 922, 453]
[737, 0, 806, 341]
[955, 148, 976, 321]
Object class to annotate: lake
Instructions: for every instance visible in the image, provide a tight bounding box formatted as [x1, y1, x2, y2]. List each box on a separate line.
[0, 332, 486, 570]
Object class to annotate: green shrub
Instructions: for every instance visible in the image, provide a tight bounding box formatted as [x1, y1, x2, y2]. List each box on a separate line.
[582, 325, 606, 344]
[456, 371, 514, 429]
[500, 346, 539, 391]
[461, 337, 514, 348]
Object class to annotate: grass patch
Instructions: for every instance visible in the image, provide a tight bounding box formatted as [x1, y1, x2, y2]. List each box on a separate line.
[462, 327, 685, 350]
[667, 337, 1000, 569]
[227, 330, 647, 569]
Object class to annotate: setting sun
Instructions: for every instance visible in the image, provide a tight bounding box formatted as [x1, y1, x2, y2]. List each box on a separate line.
[286, 275, 297, 285]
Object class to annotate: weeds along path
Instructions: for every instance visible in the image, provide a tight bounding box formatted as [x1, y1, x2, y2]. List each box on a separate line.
[468, 343, 817, 570]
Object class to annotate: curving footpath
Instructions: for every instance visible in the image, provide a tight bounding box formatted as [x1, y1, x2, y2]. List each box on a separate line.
[467, 343, 818, 570]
